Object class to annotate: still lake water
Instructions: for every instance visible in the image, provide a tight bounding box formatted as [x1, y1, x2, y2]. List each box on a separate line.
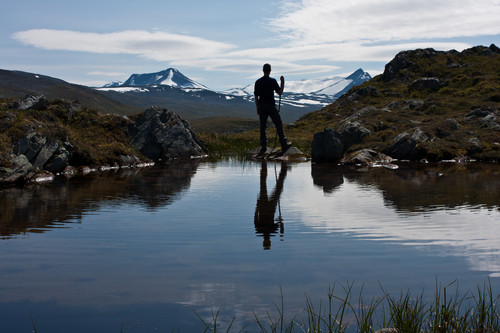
[1, 159, 499, 332]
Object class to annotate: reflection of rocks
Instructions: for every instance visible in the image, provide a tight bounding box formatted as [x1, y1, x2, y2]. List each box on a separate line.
[311, 163, 344, 194]
[343, 163, 500, 213]
[310, 161, 500, 213]
[0, 161, 200, 238]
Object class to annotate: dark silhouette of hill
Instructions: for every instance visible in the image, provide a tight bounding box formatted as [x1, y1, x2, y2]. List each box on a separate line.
[0, 69, 140, 115]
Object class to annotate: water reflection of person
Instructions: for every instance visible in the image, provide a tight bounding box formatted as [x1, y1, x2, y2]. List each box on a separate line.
[254, 161, 287, 250]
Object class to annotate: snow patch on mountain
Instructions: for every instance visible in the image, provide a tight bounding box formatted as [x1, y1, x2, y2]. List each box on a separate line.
[102, 80, 122, 88]
[97, 87, 149, 93]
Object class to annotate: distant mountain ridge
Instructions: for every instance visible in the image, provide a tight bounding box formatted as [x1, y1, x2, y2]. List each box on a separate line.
[223, 68, 371, 98]
[98, 68, 371, 122]
[121, 68, 208, 90]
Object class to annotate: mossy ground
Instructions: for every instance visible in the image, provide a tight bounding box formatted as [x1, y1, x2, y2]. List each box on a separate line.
[0, 98, 143, 167]
[291, 47, 500, 161]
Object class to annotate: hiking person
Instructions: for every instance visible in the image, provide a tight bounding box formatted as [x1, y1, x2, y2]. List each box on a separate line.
[254, 63, 291, 157]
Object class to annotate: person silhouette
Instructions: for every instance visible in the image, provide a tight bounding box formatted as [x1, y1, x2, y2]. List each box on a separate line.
[254, 160, 287, 249]
[254, 63, 291, 157]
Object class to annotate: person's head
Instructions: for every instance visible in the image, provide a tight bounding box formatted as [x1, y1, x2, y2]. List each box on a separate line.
[263, 63, 271, 75]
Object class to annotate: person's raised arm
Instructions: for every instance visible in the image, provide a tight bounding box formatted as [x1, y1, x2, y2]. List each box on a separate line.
[278, 76, 285, 95]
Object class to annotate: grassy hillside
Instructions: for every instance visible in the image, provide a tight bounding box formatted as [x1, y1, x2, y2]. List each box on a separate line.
[0, 97, 143, 167]
[290, 45, 500, 161]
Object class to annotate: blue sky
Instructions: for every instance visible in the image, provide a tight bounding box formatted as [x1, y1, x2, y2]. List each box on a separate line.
[1, 0, 499, 91]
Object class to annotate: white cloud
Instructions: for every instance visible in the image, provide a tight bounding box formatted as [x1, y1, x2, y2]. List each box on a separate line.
[12, 29, 236, 62]
[10, 0, 496, 82]
[271, 0, 500, 45]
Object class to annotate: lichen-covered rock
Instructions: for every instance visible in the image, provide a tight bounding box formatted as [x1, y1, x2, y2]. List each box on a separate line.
[337, 121, 371, 150]
[13, 94, 49, 110]
[129, 107, 205, 160]
[383, 127, 430, 160]
[0, 154, 33, 184]
[45, 143, 73, 174]
[341, 149, 394, 166]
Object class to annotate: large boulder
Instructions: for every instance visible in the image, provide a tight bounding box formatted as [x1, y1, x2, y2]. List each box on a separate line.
[129, 107, 205, 160]
[311, 127, 344, 163]
[382, 48, 439, 82]
[410, 77, 444, 92]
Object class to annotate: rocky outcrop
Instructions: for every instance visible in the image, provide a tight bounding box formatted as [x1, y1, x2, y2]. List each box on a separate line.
[12, 131, 73, 173]
[312, 120, 371, 163]
[13, 94, 49, 110]
[1, 131, 74, 185]
[0, 155, 33, 183]
[129, 106, 206, 160]
[382, 48, 441, 82]
[1, 99, 207, 186]
[337, 121, 371, 150]
[410, 77, 446, 92]
[383, 127, 430, 160]
[466, 107, 500, 131]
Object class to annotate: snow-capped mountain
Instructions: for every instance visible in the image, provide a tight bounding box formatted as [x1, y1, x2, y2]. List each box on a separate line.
[102, 80, 122, 88]
[225, 68, 371, 98]
[120, 68, 207, 90]
[98, 68, 371, 123]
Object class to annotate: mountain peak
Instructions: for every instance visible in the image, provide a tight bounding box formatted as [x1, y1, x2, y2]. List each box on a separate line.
[120, 68, 207, 89]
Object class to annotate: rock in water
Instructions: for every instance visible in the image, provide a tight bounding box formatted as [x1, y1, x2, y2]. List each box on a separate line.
[311, 127, 344, 163]
[129, 107, 205, 160]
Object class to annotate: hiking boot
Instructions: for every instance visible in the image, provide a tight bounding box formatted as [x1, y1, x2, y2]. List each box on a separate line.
[281, 143, 292, 153]
[257, 147, 267, 157]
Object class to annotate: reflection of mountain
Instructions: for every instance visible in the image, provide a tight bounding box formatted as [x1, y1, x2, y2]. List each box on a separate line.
[0, 161, 200, 238]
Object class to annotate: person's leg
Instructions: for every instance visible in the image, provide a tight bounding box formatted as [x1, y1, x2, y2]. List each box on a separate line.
[268, 108, 289, 150]
[259, 111, 268, 153]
